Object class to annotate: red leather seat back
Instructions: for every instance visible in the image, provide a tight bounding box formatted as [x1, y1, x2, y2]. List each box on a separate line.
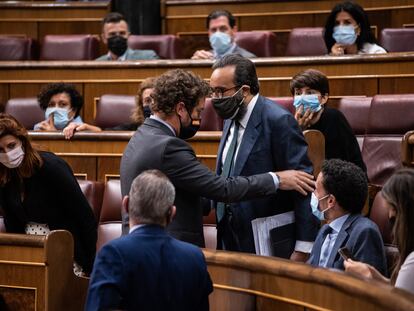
[128, 35, 182, 59]
[0, 36, 35, 60]
[97, 221, 122, 251]
[200, 98, 223, 131]
[77, 179, 104, 222]
[100, 179, 122, 222]
[234, 31, 277, 57]
[337, 97, 372, 135]
[40, 35, 99, 60]
[268, 97, 295, 114]
[95, 95, 137, 129]
[380, 28, 414, 52]
[369, 192, 393, 244]
[285, 27, 327, 56]
[5, 98, 44, 130]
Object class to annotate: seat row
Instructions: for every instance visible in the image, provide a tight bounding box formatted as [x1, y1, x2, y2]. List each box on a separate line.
[0, 27, 413, 61]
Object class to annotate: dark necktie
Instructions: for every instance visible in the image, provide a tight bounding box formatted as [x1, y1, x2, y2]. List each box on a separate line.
[216, 121, 240, 223]
[319, 225, 333, 267]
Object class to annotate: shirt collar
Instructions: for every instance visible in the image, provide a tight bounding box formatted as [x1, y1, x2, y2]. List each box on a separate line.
[329, 213, 350, 233]
[238, 93, 259, 129]
[150, 115, 176, 136]
[129, 223, 146, 234]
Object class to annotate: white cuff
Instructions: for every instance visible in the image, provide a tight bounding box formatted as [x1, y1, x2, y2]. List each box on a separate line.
[295, 241, 314, 253]
[268, 172, 279, 191]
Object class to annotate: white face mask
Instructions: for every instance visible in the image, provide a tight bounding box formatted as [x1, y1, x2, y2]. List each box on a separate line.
[0, 145, 25, 168]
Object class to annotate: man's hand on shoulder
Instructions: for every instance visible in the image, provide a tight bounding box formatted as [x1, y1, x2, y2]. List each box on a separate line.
[276, 170, 315, 195]
[191, 50, 214, 60]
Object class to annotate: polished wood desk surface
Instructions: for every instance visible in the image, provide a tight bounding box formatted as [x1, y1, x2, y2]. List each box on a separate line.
[203, 249, 414, 311]
[1, 52, 414, 123]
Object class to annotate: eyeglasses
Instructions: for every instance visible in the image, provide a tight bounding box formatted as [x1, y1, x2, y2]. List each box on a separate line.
[211, 86, 238, 99]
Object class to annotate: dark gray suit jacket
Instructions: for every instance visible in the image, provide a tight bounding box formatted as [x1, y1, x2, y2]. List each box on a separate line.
[308, 214, 387, 275]
[120, 118, 276, 247]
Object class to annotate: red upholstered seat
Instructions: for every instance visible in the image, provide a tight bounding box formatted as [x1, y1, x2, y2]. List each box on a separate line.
[369, 191, 393, 245]
[380, 28, 414, 52]
[337, 97, 372, 136]
[77, 179, 104, 222]
[99, 179, 122, 222]
[40, 35, 99, 60]
[0, 36, 35, 60]
[96, 221, 122, 251]
[128, 35, 182, 59]
[200, 98, 223, 131]
[268, 97, 295, 114]
[5, 97, 44, 130]
[285, 27, 327, 56]
[94, 95, 136, 129]
[234, 31, 277, 57]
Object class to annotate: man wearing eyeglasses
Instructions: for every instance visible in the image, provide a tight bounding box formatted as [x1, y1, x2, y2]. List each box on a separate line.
[210, 54, 319, 261]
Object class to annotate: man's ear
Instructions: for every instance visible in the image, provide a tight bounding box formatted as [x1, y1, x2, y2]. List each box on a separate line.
[169, 205, 177, 222]
[328, 194, 336, 208]
[122, 195, 129, 215]
[101, 33, 108, 45]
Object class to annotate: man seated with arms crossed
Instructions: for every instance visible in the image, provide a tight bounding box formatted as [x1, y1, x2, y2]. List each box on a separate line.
[120, 68, 315, 250]
[308, 159, 387, 274]
[86, 170, 213, 311]
[96, 12, 159, 61]
[191, 10, 256, 60]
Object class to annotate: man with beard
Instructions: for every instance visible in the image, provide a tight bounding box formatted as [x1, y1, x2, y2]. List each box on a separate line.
[210, 54, 318, 261]
[120, 68, 316, 247]
[96, 12, 159, 61]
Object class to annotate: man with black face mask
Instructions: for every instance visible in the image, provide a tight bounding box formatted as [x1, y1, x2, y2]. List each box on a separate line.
[210, 54, 319, 262]
[96, 12, 159, 61]
[120, 69, 316, 247]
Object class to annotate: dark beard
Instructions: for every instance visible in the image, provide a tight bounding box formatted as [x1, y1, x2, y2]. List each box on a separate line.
[235, 100, 248, 121]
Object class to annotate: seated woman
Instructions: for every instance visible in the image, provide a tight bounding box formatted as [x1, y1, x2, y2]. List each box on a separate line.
[0, 113, 97, 275]
[34, 83, 101, 139]
[345, 169, 414, 295]
[106, 77, 154, 131]
[291, 69, 367, 174]
[324, 1, 386, 55]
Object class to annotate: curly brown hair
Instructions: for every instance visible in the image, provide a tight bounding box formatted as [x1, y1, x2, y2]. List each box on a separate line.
[131, 77, 155, 124]
[37, 83, 83, 118]
[151, 69, 210, 116]
[0, 113, 43, 186]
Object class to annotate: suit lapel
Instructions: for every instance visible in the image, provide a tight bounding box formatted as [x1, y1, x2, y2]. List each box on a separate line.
[216, 119, 232, 175]
[326, 214, 359, 267]
[310, 225, 330, 265]
[232, 96, 263, 176]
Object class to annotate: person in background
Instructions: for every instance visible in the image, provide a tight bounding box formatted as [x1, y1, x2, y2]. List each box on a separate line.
[0, 113, 97, 275]
[308, 159, 386, 274]
[324, 1, 386, 55]
[33, 83, 101, 139]
[345, 169, 414, 295]
[106, 77, 154, 131]
[191, 10, 256, 60]
[291, 69, 366, 174]
[96, 12, 159, 61]
[86, 170, 213, 310]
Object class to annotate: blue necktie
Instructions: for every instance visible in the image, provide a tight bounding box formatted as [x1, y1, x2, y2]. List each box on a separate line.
[216, 121, 240, 223]
[319, 226, 333, 267]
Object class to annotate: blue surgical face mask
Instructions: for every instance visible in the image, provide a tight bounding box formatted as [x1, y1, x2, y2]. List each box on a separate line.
[209, 31, 232, 55]
[333, 25, 358, 45]
[293, 94, 322, 115]
[45, 107, 72, 129]
[311, 192, 331, 221]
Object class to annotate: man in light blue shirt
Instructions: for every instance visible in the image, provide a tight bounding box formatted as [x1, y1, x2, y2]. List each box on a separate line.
[308, 159, 387, 274]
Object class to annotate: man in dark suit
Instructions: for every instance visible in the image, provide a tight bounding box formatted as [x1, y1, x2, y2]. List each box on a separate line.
[85, 170, 213, 311]
[308, 159, 387, 274]
[120, 68, 315, 247]
[210, 54, 319, 261]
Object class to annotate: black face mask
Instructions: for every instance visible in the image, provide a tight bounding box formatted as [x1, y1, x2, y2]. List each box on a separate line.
[212, 87, 244, 120]
[143, 106, 152, 118]
[108, 35, 128, 57]
[177, 108, 200, 140]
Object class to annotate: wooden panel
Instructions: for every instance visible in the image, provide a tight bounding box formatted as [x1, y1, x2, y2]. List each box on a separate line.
[0, 286, 36, 311]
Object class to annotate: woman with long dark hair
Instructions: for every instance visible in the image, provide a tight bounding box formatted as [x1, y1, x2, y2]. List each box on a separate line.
[345, 169, 414, 294]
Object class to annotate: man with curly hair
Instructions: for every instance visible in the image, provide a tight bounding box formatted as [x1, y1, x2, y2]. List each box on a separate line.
[34, 83, 101, 139]
[120, 69, 315, 247]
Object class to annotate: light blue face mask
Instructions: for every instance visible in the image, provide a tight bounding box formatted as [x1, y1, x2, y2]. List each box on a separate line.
[45, 107, 72, 130]
[209, 31, 232, 55]
[293, 94, 322, 115]
[311, 192, 331, 221]
[333, 25, 358, 45]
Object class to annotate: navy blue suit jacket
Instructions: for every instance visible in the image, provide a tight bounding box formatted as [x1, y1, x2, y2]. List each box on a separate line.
[216, 95, 319, 253]
[85, 225, 213, 311]
[308, 214, 387, 275]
